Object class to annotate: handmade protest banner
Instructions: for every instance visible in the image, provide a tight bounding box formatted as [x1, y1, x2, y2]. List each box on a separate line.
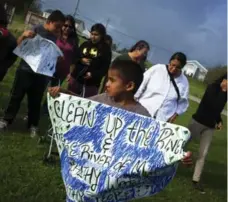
[47, 93, 191, 202]
[13, 35, 63, 77]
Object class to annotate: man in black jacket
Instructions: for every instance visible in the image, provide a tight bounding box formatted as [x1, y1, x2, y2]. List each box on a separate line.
[0, 4, 17, 82]
[188, 74, 227, 193]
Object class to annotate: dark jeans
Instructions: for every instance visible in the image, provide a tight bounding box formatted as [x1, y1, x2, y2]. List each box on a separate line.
[68, 77, 98, 97]
[3, 69, 48, 128]
[42, 77, 64, 114]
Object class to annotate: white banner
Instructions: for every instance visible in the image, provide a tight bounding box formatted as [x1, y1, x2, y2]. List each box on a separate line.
[48, 93, 191, 202]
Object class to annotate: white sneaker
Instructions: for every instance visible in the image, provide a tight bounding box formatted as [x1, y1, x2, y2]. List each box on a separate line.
[30, 127, 38, 138]
[0, 120, 8, 132]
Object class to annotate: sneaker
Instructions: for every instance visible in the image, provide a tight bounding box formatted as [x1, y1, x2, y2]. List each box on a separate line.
[192, 181, 206, 194]
[0, 120, 8, 132]
[30, 127, 38, 138]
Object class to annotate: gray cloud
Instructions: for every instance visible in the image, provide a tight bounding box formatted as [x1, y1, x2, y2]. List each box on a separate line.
[43, 0, 227, 66]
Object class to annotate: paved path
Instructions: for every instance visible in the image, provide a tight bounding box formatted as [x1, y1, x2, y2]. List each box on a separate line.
[189, 95, 227, 116]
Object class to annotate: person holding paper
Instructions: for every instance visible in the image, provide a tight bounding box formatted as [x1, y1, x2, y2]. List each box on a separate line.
[0, 4, 17, 82]
[68, 23, 112, 97]
[135, 52, 189, 123]
[41, 15, 80, 114]
[0, 10, 65, 137]
[188, 74, 227, 194]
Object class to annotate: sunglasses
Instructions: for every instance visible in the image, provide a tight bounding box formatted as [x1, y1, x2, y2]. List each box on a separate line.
[63, 24, 73, 29]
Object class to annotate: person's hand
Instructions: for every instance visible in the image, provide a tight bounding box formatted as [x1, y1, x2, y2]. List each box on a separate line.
[84, 72, 92, 80]
[66, 74, 72, 82]
[48, 86, 61, 98]
[181, 151, 193, 166]
[22, 30, 36, 39]
[216, 122, 223, 131]
[81, 58, 91, 65]
[168, 113, 178, 123]
[57, 56, 64, 63]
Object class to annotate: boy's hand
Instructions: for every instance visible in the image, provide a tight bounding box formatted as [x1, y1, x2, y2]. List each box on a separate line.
[22, 30, 36, 39]
[181, 151, 193, 166]
[48, 86, 61, 98]
[168, 113, 178, 123]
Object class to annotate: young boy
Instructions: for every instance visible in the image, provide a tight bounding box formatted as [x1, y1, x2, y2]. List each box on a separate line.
[49, 60, 150, 116]
[0, 10, 65, 137]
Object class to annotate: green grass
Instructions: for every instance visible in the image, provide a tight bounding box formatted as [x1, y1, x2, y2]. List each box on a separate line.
[0, 63, 227, 202]
[188, 77, 206, 99]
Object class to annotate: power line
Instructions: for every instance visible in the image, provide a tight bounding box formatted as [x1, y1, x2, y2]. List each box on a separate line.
[105, 18, 110, 29]
[77, 12, 173, 53]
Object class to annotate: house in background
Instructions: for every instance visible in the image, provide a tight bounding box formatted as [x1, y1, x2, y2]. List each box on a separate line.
[75, 18, 85, 33]
[42, 11, 50, 19]
[4, 3, 15, 24]
[183, 60, 208, 81]
[25, 11, 46, 29]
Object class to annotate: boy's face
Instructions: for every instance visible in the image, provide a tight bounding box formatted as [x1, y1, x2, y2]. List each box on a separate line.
[47, 21, 64, 36]
[106, 69, 134, 97]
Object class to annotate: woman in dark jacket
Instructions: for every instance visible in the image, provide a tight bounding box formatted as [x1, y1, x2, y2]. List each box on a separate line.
[188, 74, 227, 193]
[68, 23, 112, 97]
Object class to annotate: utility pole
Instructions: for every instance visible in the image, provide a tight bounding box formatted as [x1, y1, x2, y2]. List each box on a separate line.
[105, 18, 110, 30]
[73, 0, 80, 16]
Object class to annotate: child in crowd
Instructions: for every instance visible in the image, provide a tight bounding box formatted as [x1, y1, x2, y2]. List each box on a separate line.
[0, 10, 65, 137]
[0, 4, 17, 82]
[49, 59, 192, 164]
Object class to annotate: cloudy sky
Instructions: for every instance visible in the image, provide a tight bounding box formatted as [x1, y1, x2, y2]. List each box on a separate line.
[42, 0, 227, 67]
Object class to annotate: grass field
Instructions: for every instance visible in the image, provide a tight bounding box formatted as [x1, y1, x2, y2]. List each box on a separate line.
[0, 61, 227, 202]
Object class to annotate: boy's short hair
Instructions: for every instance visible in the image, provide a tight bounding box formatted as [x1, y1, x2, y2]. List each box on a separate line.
[110, 60, 144, 94]
[47, 10, 65, 23]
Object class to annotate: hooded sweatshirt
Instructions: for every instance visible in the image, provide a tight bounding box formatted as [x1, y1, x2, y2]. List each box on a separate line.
[71, 40, 112, 87]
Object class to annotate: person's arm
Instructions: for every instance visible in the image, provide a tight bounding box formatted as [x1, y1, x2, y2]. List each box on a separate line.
[48, 86, 78, 97]
[1, 34, 17, 69]
[134, 65, 155, 99]
[176, 80, 189, 115]
[203, 84, 226, 124]
[90, 47, 112, 81]
[17, 30, 36, 45]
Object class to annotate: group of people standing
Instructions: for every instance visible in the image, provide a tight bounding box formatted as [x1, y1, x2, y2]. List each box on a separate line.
[0, 5, 227, 195]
